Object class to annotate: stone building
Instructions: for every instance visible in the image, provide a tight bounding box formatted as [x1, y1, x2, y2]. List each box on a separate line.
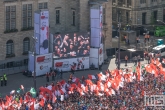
[112, 0, 165, 26]
[0, 0, 112, 74]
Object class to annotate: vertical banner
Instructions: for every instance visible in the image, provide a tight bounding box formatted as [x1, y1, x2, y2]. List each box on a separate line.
[90, 5, 103, 48]
[99, 6, 103, 44]
[40, 10, 49, 54]
[34, 12, 40, 54]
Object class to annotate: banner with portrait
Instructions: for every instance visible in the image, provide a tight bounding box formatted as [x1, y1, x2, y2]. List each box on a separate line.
[53, 32, 90, 58]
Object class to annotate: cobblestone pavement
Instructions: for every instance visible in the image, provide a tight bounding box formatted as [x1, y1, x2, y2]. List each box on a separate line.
[0, 58, 147, 97]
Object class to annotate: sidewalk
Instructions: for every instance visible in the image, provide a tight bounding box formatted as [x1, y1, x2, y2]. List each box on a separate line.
[0, 58, 147, 97]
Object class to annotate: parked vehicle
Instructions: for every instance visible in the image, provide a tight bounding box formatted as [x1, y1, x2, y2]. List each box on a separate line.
[134, 26, 147, 35]
[151, 45, 165, 56]
[23, 70, 32, 77]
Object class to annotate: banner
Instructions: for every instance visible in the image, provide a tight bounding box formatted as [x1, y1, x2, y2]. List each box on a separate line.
[40, 10, 49, 55]
[34, 12, 40, 54]
[35, 53, 52, 76]
[54, 57, 89, 71]
[90, 6, 103, 48]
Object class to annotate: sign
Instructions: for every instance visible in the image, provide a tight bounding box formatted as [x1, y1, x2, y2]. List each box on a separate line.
[54, 57, 89, 71]
[144, 95, 165, 107]
[35, 53, 52, 76]
[40, 10, 49, 55]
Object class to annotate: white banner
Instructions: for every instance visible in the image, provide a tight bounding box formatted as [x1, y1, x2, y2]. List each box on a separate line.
[54, 57, 89, 71]
[40, 10, 49, 55]
[36, 53, 52, 76]
[34, 12, 40, 54]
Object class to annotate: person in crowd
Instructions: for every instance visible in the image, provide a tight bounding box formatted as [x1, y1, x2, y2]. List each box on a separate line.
[1, 76, 3, 86]
[134, 56, 137, 66]
[144, 33, 147, 43]
[138, 55, 141, 63]
[147, 34, 150, 42]
[124, 35, 127, 44]
[60, 70, 63, 79]
[3, 73, 7, 86]
[71, 62, 76, 74]
[136, 36, 139, 43]
[46, 72, 49, 82]
[51, 71, 55, 81]
[125, 55, 128, 66]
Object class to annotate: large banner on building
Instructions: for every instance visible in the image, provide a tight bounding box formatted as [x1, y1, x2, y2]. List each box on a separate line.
[54, 57, 89, 71]
[35, 53, 52, 76]
[34, 10, 49, 55]
[34, 12, 40, 54]
[90, 6, 103, 48]
[40, 10, 49, 54]
[53, 32, 90, 58]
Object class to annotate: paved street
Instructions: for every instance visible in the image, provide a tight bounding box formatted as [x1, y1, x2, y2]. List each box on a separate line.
[0, 58, 147, 97]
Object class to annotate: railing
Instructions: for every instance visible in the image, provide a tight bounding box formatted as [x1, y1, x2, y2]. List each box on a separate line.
[0, 66, 28, 75]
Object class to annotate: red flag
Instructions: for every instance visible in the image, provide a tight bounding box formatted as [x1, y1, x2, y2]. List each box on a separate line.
[30, 101, 34, 110]
[39, 98, 45, 107]
[20, 97, 23, 104]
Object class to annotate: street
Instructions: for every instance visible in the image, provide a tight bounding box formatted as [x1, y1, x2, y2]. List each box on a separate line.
[0, 57, 147, 97]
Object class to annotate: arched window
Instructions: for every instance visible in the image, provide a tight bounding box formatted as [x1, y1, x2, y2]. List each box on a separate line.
[23, 37, 30, 54]
[6, 40, 14, 56]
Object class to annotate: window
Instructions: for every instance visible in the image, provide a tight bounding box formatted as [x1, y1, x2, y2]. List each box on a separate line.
[72, 10, 75, 26]
[151, 0, 157, 2]
[126, 12, 129, 23]
[5, 6, 16, 30]
[153, 10, 157, 22]
[103, 8, 106, 24]
[140, 0, 146, 4]
[23, 37, 30, 54]
[38, 2, 48, 9]
[142, 12, 146, 24]
[112, 9, 116, 21]
[6, 40, 14, 56]
[56, 10, 60, 24]
[22, 4, 32, 28]
[127, 0, 131, 6]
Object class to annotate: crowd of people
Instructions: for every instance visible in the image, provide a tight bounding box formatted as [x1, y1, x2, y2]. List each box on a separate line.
[53, 33, 90, 58]
[0, 57, 165, 109]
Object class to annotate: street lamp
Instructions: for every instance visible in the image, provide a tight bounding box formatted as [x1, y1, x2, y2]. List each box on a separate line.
[157, 20, 165, 25]
[117, 11, 121, 70]
[32, 36, 38, 90]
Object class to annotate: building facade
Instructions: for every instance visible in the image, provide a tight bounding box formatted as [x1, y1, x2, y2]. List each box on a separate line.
[0, 0, 112, 74]
[112, 0, 165, 26]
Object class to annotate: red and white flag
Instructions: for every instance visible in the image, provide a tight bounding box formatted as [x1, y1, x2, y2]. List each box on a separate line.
[88, 75, 96, 80]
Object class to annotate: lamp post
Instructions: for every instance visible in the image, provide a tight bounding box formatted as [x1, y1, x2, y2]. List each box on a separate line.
[32, 36, 37, 90]
[117, 11, 121, 70]
[157, 20, 165, 25]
